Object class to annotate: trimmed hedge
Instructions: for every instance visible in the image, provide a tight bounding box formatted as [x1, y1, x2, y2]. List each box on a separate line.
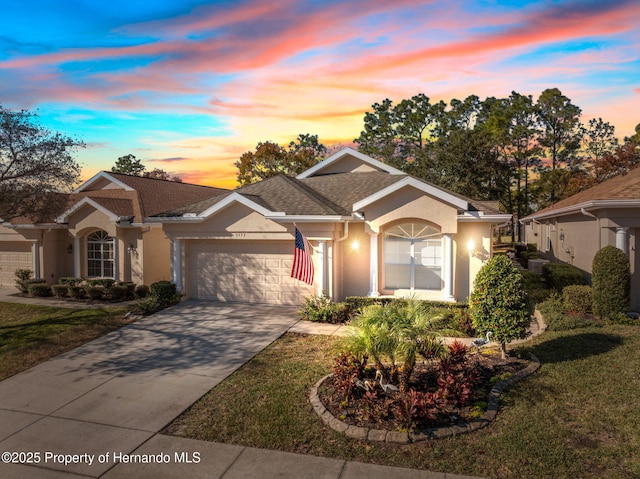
[344, 296, 468, 315]
[542, 263, 585, 291]
[58, 277, 82, 286]
[108, 285, 129, 300]
[85, 286, 105, 300]
[28, 283, 51, 297]
[150, 281, 177, 301]
[563, 285, 592, 315]
[68, 286, 86, 299]
[592, 245, 630, 319]
[85, 278, 116, 288]
[51, 284, 69, 298]
[135, 284, 150, 299]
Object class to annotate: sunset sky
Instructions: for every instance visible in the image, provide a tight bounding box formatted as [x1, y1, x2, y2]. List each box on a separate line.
[1, 0, 639, 189]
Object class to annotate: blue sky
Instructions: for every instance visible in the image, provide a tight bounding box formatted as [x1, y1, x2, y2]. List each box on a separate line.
[1, 0, 638, 188]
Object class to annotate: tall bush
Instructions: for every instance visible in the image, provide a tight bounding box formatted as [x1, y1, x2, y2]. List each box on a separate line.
[592, 245, 630, 319]
[469, 254, 531, 359]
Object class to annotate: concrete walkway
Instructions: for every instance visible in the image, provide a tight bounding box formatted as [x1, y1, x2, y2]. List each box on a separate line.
[0, 296, 484, 479]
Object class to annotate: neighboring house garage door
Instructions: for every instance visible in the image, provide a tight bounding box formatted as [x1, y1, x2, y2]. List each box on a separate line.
[0, 242, 33, 287]
[189, 240, 314, 305]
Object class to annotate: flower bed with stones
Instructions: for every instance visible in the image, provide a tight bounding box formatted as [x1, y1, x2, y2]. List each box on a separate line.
[310, 353, 540, 444]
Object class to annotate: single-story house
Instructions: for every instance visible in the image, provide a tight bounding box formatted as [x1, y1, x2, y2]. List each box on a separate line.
[521, 167, 640, 309]
[1, 148, 511, 304]
[154, 148, 511, 304]
[0, 172, 228, 287]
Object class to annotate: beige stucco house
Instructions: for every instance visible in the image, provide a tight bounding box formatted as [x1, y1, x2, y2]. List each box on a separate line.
[1, 148, 510, 304]
[154, 148, 511, 304]
[0, 172, 227, 287]
[521, 167, 640, 309]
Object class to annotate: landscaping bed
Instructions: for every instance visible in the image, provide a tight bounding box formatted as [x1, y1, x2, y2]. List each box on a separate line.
[317, 350, 531, 434]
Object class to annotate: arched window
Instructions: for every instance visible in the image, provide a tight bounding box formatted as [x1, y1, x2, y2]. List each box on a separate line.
[384, 222, 442, 290]
[87, 230, 114, 278]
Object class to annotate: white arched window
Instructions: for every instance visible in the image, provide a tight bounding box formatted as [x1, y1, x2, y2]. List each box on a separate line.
[384, 222, 442, 291]
[87, 230, 114, 278]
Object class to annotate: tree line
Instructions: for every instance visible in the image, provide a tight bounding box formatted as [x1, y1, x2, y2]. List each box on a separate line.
[237, 88, 639, 241]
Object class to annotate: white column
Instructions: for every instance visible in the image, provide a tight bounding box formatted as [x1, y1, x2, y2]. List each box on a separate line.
[73, 236, 81, 278]
[616, 227, 629, 256]
[172, 239, 182, 292]
[443, 234, 454, 301]
[327, 242, 333, 300]
[113, 237, 119, 281]
[368, 233, 380, 297]
[32, 241, 40, 279]
[316, 240, 326, 296]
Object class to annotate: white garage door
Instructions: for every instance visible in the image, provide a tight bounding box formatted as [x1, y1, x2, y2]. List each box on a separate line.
[0, 242, 33, 287]
[188, 240, 314, 305]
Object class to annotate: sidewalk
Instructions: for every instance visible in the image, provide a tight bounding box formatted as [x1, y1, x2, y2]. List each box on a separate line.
[0, 297, 485, 479]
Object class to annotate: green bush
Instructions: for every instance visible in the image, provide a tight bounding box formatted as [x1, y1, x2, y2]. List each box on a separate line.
[542, 263, 585, 291]
[150, 280, 177, 301]
[85, 278, 116, 288]
[58, 277, 82, 286]
[85, 286, 105, 300]
[107, 285, 128, 301]
[14, 269, 34, 293]
[120, 282, 136, 298]
[469, 254, 531, 358]
[148, 281, 180, 308]
[343, 296, 467, 316]
[68, 286, 86, 299]
[51, 284, 69, 298]
[592, 245, 630, 320]
[563, 285, 592, 315]
[27, 283, 51, 297]
[135, 284, 149, 299]
[538, 295, 600, 331]
[299, 295, 350, 323]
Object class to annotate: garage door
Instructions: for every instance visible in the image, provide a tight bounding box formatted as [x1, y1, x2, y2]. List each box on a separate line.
[189, 240, 314, 305]
[0, 242, 33, 287]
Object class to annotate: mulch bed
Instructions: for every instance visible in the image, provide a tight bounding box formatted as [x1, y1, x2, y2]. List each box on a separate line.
[318, 351, 530, 431]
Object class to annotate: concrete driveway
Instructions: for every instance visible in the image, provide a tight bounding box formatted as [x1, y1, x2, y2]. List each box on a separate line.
[0, 300, 300, 478]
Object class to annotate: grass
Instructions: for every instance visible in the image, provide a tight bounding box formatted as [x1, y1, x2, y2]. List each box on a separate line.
[0, 302, 137, 380]
[165, 326, 640, 479]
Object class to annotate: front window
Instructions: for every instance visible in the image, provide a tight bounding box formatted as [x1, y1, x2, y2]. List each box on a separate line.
[384, 222, 442, 290]
[87, 230, 114, 278]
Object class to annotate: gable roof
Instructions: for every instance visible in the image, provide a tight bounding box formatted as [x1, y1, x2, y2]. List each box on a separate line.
[523, 167, 640, 221]
[296, 147, 405, 178]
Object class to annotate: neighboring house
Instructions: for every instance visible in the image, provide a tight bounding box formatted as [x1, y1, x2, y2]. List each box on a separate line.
[155, 148, 511, 305]
[521, 167, 640, 309]
[0, 172, 228, 287]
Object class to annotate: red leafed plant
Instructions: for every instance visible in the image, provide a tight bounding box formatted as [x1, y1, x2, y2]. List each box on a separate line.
[393, 389, 444, 430]
[332, 352, 368, 401]
[437, 341, 478, 406]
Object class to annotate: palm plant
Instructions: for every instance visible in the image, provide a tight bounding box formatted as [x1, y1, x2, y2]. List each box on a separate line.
[343, 299, 465, 391]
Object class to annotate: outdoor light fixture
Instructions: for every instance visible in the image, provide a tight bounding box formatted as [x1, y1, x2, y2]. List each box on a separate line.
[467, 238, 475, 254]
[559, 230, 565, 242]
[127, 243, 137, 256]
[351, 240, 360, 252]
[66, 244, 73, 254]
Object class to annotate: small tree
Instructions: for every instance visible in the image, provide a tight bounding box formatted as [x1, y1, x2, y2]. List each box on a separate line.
[469, 255, 530, 359]
[592, 245, 630, 319]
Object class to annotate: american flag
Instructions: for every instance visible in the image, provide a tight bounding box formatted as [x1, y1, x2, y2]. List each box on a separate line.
[291, 227, 314, 285]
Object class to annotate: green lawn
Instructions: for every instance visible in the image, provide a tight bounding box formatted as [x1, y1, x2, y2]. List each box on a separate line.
[0, 302, 136, 380]
[165, 326, 640, 479]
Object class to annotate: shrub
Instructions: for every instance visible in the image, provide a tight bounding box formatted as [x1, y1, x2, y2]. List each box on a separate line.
[85, 278, 116, 288]
[135, 284, 149, 299]
[85, 286, 105, 300]
[520, 270, 551, 307]
[563, 285, 592, 315]
[469, 254, 531, 359]
[107, 285, 128, 301]
[592, 245, 630, 320]
[299, 295, 350, 323]
[537, 295, 600, 331]
[120, 282, 136, 298]
[437, 341, 478, 406]
[58, 277, 82, 286]
[27, 283, 51, 297]
[68, 286, 86, 299]
[150, 280, 177, 300]
[332, 352, 368, 401]
[542, 263, 585, 291]
[51, 284, 69, 298]
[14, 269, 34, 293]
[393, 389, 443, 431]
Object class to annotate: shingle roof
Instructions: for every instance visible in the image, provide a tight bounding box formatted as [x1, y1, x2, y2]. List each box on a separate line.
[156, 170, 507, 218]
[524, 167, 640, 219]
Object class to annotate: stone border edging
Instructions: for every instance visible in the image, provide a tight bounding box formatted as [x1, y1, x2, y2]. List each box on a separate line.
[309, 354, 540, 444]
